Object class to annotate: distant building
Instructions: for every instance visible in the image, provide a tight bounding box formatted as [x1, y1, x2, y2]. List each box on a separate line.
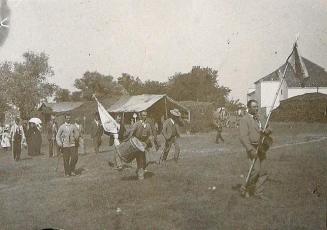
[248, 57, 327, 115]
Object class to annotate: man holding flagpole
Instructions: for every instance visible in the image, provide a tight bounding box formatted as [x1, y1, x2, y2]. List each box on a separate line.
[240, 37, 308, 199]
[239, 100, 272, 199]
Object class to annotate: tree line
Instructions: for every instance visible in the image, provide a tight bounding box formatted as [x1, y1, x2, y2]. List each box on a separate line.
[0, 51, 243, 119]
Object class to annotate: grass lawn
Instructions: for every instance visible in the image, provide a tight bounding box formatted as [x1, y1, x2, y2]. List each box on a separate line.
[0, 122, 326, 229]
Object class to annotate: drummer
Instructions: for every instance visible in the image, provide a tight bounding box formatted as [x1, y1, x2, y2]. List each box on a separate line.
[126, 110, 153, 180]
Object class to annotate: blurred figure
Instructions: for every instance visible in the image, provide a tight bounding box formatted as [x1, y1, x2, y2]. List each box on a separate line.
[10, 118, 26, 161]
[1, 125, 10, 151]
[90, 112, 103, 154]
[74, 118, 85, 155]
[47, 115, 58, 157]
[26, 122, 42, 156]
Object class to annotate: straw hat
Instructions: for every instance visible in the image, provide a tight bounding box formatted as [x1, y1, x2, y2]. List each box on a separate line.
[170, 108, 181, 117]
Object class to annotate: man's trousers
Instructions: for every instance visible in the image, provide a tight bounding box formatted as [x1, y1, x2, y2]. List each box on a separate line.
[161, 137, 180, 161]
[62, 146, 78, 176]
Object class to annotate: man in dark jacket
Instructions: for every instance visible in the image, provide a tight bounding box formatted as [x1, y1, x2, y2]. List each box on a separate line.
[126, 110, 153, 180]
[47, 115, 58, 157]
[90, 112, 103, 154]
[159, 109, 182, 163]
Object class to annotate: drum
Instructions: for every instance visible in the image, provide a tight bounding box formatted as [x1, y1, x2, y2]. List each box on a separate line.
[118, 137, 145, 163]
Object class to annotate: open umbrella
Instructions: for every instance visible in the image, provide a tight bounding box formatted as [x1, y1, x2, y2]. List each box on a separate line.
[29, 117, 42, 125]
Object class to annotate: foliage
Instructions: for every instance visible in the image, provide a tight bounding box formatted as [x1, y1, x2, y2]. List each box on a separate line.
[0, 52, 56, 119]
[224, 99, 245, 112]
[55, 88, 71, 102]
[117, 73, 143, 95]
[74, 71, 124, 100]
[167, 66, 230, 105]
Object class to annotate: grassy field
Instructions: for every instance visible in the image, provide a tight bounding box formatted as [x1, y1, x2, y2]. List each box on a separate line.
[0, 122, 326, 230]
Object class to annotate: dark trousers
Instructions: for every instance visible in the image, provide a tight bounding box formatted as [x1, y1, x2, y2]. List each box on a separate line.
[242, 146, 268, 196]
[161, 137, 180, 161]
[216, 128, 224, 143]
[93, 137, 101, 154]
[62, 147, 78, 175]
[12, 140, 21, 161]
[48, 139, 56, 157]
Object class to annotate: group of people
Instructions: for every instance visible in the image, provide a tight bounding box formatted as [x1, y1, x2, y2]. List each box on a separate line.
[1, 99, 272, 199]
[0, 118, 43, 161]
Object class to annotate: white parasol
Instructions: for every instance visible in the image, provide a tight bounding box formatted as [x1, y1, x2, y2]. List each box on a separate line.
[29, 117, 42, 125]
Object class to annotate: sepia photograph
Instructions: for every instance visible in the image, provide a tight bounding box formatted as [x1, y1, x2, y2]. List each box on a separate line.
[0, 0, 326, 229]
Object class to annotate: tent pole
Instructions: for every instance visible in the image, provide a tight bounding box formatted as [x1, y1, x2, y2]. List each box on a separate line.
[164, 97, 168, 119]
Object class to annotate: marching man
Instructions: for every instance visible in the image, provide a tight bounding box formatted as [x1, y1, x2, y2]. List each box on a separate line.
[159, 109, 183, 163]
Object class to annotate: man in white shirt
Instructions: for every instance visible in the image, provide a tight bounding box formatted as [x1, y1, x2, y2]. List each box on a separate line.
[10, 117, 26, 161]
[56, 114, 79, 177]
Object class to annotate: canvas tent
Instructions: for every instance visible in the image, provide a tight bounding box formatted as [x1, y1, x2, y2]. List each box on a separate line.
[108, 94, 190, 125]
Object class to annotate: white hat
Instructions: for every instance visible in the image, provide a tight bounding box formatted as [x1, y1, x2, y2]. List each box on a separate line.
[170, 108, 181, 117]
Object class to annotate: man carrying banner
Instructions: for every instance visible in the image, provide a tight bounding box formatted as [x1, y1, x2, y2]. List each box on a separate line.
[90, 112, 103, 154]
[93, 95, 125, 171]
[239, 38, 308, 199]
[239, 100, 272, 199]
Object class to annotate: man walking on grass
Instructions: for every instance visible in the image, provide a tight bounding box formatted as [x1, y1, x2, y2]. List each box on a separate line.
[159, 109, 183, 163]
[56, 114, 80, 177]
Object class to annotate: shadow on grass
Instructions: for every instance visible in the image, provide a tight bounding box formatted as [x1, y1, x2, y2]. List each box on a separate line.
[121, 171, 155, 181]
[74, 167, 86, 175]
[20, 157, 33, 161]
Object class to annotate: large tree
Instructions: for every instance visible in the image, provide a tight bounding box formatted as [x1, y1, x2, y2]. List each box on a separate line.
[117, 73, 143, 95]
[167, 66, 230, 105]
[118, 73, 167, 95]
[0, 61, 12, 112]
[74, 71, 124, 100]
[54, 88, 71, 102]
[1, 52, 56, 119]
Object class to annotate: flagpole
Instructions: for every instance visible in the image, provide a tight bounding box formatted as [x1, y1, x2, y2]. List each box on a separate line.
[245, 39, 298, 185]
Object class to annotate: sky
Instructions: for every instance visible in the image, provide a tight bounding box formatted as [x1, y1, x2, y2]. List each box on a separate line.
[0, 0, 327, 103]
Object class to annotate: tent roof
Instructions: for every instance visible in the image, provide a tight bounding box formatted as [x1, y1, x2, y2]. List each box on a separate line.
[39, 102, 83, 113]
[108, 94, 189, 113]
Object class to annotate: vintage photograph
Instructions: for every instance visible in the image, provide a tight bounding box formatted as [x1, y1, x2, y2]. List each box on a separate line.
[0, 0, 326, 229]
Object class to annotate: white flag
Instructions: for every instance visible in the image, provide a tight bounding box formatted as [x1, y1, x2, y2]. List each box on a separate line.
[288, 42, 309, 87]
[94, 96, 119, 134]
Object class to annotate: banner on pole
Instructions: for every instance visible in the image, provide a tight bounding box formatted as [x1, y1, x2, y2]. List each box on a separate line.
[288, 42, 309, 87]
[94, 95, 119, 134]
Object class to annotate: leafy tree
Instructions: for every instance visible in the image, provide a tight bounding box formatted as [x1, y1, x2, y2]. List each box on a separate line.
[225, 99, 245, 112]
[1, 52, 56, 119]
[117, 73, 143, 95]
[0, 61, 12, 112]
[141, 80, 167, 94]
[167, 66, 230, 105]
[74, 71, 124, 100]
[71, 91, 83, 101]
[55, 88, 71, 102]
[118, 73, 167, 95]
